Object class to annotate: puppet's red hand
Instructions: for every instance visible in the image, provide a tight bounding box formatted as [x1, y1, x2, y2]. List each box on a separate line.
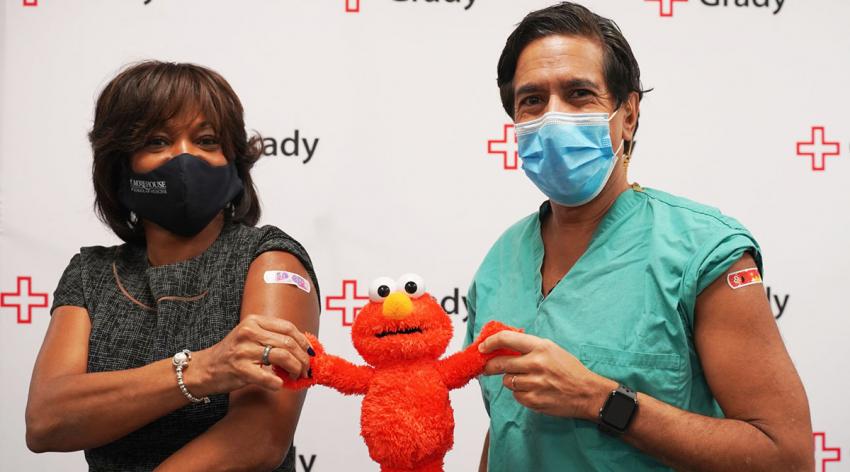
[275, 333, 324, 390]
[474, 321, 523, 360]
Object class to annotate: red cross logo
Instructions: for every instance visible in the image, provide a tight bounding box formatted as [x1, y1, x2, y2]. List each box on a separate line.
[325, 280, 369, 327]
[796, 126, 840, 171]
[346, 0, 360, 12]
[814, 432, 841, 472]
[488, 124, 519, 170]
[23, 0, 38, 5]
[1, 276, 49, 324]
[645, 0, 687, 17]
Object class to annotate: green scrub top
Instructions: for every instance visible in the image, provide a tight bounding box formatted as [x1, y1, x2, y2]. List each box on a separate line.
[465, 187, 762, 471]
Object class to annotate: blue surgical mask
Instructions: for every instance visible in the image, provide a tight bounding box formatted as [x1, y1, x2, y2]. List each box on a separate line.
[516, 110, 623, 207]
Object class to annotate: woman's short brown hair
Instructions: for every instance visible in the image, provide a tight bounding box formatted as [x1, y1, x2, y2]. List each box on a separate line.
[89, 60, 263, 245]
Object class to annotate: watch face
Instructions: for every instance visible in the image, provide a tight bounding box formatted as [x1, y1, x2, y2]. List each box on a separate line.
[604, 393, 636, 431]
[173, 352, 188, 366]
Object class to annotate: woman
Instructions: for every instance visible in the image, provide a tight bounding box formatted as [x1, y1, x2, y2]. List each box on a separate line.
[25, 61, 320, 472]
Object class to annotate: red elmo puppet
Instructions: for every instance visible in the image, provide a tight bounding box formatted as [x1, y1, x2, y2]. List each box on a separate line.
[277, 273, 519, 472]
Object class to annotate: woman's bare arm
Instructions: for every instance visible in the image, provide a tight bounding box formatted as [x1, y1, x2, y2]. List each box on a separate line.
[155, 251, 320, 471]
[25, 307, 197, 451]
[26, 252, 315, 455]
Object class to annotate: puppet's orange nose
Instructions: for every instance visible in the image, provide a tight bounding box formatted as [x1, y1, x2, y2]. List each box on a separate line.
[382, 292, 413, 320]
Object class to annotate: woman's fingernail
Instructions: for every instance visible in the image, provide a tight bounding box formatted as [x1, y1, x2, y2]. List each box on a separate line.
[307, 346, 316, 357]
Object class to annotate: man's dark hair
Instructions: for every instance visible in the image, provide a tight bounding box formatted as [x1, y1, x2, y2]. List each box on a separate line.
[89, 61, 263, 245]
[497, 2, 649, 142]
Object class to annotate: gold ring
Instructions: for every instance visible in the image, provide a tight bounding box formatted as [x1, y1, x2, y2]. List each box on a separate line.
[511, 375, 517, 390]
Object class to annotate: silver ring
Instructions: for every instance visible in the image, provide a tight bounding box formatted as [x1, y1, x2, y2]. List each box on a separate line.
[262, 345, 273, 366]
[511, 375, 517, 390]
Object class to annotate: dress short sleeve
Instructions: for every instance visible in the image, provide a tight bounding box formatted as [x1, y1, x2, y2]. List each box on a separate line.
[253, 225, 321, 302]
[51, 253, 86, 314]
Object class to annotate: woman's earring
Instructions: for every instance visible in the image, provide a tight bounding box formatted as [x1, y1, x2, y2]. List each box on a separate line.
[129, 211, 138, 225]
[228, 203, 236, 218]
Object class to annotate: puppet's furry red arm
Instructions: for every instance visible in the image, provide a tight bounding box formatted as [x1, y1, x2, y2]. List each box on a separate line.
[277, 333, 374, 395]
[436, 321, 521, 390]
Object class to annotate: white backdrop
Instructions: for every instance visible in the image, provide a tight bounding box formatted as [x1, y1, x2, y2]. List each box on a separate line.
[1, 0, 848, 470]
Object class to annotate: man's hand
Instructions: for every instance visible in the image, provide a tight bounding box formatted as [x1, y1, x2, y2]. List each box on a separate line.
[480, 331, 615, 420]
[471, 321, 523, 359]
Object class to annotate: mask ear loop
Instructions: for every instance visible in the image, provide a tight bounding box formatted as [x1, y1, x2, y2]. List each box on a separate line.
[608, 106, 625, 163]
[608, 106, 625, 161]
[607, 104, 628, 165]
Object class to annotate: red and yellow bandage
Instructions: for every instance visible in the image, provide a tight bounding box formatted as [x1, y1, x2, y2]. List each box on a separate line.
[727, 268, 762, 290]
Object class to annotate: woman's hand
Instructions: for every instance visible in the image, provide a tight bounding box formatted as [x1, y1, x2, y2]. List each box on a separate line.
[479, 331, 615, 420]
[276, 333, 323, 390]
[191, 314, 316, 396]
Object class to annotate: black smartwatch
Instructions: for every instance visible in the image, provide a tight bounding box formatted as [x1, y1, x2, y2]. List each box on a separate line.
[598, 385, 638, 436]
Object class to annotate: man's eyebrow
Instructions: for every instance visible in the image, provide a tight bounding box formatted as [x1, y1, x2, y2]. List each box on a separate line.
[560, 78, 601, 92]
[515, 78, 603, 99]
[515, 82, 547, 98]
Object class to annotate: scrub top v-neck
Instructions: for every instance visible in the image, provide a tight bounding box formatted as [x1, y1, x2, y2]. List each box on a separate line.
[466, 187, 761, 471]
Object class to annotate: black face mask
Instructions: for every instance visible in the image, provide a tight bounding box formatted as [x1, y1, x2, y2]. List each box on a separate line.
[119, 153, 244, 237]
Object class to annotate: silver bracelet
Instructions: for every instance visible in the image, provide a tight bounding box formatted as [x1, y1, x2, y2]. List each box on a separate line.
[172, 349, 210, 404]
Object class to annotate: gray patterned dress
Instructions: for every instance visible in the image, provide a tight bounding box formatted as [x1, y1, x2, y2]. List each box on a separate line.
[51, 222, 320, 471]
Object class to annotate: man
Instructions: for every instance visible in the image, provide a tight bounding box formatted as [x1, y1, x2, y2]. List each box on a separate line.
[465, 2, 812, 470]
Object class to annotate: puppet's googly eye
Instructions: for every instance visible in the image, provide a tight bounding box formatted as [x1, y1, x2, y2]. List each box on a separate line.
[369, 277, 397, 302]
[398, 273, 426, 299]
